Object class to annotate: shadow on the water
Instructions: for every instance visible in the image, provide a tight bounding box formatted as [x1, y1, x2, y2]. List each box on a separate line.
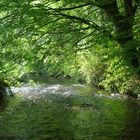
[0, 100, 5, 110]
[119, 99, 140, 140]
[0, 95, 15, 111]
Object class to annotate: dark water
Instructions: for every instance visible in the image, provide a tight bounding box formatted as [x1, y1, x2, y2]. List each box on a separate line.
[0, 82, 140, 140]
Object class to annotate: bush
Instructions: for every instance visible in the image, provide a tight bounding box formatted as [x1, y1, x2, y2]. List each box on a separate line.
[77, 51, 106, 86]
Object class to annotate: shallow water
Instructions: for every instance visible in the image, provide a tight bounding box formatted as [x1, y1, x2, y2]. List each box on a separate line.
[0, 82, 140, 140]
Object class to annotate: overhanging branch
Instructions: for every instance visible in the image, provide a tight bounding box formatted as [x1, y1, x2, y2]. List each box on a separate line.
[55, 3, 91, 11]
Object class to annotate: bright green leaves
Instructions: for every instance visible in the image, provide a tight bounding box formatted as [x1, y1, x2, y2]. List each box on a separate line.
[0, 0, 140, 96]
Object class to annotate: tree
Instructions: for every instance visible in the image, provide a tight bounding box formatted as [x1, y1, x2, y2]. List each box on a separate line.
[0, 0, 140, 94]
[96, 0, 140, 69]
[1, 0, 139, 64]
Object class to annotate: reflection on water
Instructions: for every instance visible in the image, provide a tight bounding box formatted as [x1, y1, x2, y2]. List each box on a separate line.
[0, 82, 140, 140]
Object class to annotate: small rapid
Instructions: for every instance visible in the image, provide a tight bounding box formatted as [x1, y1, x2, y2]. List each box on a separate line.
[11, 84, 90, 100]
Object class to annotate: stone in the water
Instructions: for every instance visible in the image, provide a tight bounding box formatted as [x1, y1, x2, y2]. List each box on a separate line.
[0, 80, 13, 100]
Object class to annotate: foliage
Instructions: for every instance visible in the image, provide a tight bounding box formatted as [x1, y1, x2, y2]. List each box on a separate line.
[77, 48, 106, 85]
[0, 0, 140, 96]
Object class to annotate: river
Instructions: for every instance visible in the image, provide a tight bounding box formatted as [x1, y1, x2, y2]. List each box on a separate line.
[0, 80, 140, 140]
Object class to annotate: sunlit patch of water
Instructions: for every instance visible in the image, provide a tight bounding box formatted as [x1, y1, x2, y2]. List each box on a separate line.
[11, 84, 90, 101]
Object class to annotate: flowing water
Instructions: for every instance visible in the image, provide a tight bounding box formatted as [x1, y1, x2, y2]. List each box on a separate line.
[0, 80, 140, 140]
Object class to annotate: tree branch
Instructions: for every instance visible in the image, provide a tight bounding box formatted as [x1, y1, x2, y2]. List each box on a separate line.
[124, 0, 137, 16]
[49, 7, 101, 29]
[55, 3, 91, 11]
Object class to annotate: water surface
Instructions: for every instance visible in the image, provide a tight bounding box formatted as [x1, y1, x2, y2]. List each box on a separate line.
[0, 81, 140, 140]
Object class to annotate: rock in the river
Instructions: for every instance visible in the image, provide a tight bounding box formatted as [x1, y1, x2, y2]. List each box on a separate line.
[0, 80, 13, 100]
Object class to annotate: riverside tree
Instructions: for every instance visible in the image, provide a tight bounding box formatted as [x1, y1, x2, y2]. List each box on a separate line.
[0, 0, 140, 95]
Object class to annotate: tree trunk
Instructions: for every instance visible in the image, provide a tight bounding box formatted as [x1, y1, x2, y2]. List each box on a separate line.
[99, 0, 139, 70]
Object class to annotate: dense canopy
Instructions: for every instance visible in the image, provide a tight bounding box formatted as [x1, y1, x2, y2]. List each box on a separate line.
[0, 0, 140, 96]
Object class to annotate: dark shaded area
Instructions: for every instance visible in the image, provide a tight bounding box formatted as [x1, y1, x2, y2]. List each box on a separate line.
[99, 0, 140, 70]
[0, 80, 13, 101]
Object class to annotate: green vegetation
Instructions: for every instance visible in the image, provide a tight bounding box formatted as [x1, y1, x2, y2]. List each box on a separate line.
[0, 0, 140, 97]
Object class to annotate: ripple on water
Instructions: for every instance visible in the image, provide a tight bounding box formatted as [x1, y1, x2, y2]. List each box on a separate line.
[3, 83, 140, 140]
